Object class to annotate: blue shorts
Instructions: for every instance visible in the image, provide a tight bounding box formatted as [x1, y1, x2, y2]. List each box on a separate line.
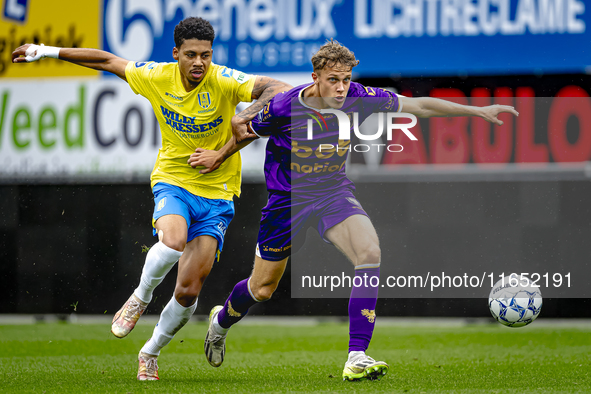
[152, 183, 235, 254]
[256, 188, 368, 261]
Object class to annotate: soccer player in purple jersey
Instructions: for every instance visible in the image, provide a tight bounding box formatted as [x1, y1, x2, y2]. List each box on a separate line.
[190, 39, 518, 381]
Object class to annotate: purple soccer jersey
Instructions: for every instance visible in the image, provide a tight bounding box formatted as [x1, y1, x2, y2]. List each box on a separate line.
[249, 82, 401, 262]
[250, 82, 401, 195]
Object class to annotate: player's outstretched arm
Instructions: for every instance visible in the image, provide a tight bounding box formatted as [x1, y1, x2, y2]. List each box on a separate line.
[12, 44, 129, 81]
[232, 76, 292, 142]
[399, 96, 519, 125]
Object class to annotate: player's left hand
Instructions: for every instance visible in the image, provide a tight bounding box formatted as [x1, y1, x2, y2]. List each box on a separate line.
[188, 148, 223, 174]
[479, 105, 519, 126]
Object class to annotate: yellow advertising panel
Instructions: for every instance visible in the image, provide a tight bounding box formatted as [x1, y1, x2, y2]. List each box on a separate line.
[0, 0, 100, 78]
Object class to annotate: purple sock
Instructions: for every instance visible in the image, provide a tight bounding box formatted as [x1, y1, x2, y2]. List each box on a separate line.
[348, 266, 380, 352]
[217, 278, 259, 329]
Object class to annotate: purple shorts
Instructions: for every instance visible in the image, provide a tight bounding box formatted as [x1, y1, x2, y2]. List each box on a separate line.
[256, 188, 369, 261]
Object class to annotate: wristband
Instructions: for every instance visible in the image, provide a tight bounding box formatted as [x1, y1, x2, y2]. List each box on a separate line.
[43, 45, 60, 59]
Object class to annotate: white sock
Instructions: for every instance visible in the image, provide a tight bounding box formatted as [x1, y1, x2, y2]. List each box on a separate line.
[134, 242, 183, 304]
[348, 350, 365, 361]
[212, 314, 229, 336]
[141, 296, 198, 356]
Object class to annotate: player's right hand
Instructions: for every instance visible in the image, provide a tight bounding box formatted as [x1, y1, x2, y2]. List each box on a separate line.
[12, 44, 45, 63]
[12, 43, 60, 63]
[231, 116, 259, 143]
[188, 148, 223, 174]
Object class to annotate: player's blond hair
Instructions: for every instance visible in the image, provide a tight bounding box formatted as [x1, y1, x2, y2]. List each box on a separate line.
[311, 39, 359, 73]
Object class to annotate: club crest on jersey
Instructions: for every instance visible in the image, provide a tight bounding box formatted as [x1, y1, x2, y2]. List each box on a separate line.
[198, 92, 212, 109]
[157, 197, 167, 212]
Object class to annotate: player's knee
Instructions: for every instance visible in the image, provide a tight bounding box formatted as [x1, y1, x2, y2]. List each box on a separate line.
[357, 244, 381, 267]
[251, 283, 277, 302]
[161, 238, 186, 253]
[176, 271, 207, 297]
[174, 287, 199, 307]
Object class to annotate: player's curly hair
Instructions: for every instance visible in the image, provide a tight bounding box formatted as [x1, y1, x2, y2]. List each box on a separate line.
[174, 17, 215, 48]
[311, 39, 359, 73]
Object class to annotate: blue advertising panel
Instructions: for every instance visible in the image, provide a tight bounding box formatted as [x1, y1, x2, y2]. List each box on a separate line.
[102, 0, 590, 76]
[3, 0, 29, 23]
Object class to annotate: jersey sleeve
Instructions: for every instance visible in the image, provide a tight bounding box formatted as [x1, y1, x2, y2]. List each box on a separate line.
[216, 66, 257, 105]
[249, 100, 277, 137]
[125, 61, 160, 97]
[361, 86, 402, 113]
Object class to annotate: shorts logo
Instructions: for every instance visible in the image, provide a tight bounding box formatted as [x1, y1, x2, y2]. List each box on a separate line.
[135, 62, 147, 68]
[157, 197, 167, 212]
[261, 245, 291, 253]
[217, 222, 227, 236]
[198, 92, 212, 109]
[346, 197, 362, 208]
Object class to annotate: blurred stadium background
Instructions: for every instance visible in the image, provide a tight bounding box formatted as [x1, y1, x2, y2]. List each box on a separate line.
[1, 0, 590, 319]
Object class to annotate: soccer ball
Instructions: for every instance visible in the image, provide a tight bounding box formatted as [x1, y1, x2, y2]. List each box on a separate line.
[488, 274, 542, 327]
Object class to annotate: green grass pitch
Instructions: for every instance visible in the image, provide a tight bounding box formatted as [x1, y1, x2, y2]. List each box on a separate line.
[1, 321, 590, 393]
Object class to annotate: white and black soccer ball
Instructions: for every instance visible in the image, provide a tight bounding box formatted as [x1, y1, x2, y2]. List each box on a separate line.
[488, 274, 542, 327]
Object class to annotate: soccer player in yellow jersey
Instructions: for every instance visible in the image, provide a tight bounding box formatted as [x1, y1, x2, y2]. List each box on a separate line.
[12, 17, 291, 381]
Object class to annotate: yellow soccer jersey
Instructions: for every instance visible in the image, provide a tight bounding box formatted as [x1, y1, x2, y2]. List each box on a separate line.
[125, 61, 256, 200]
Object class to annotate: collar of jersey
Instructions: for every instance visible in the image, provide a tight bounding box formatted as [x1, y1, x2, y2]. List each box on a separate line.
[298, 83, 332, 113]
